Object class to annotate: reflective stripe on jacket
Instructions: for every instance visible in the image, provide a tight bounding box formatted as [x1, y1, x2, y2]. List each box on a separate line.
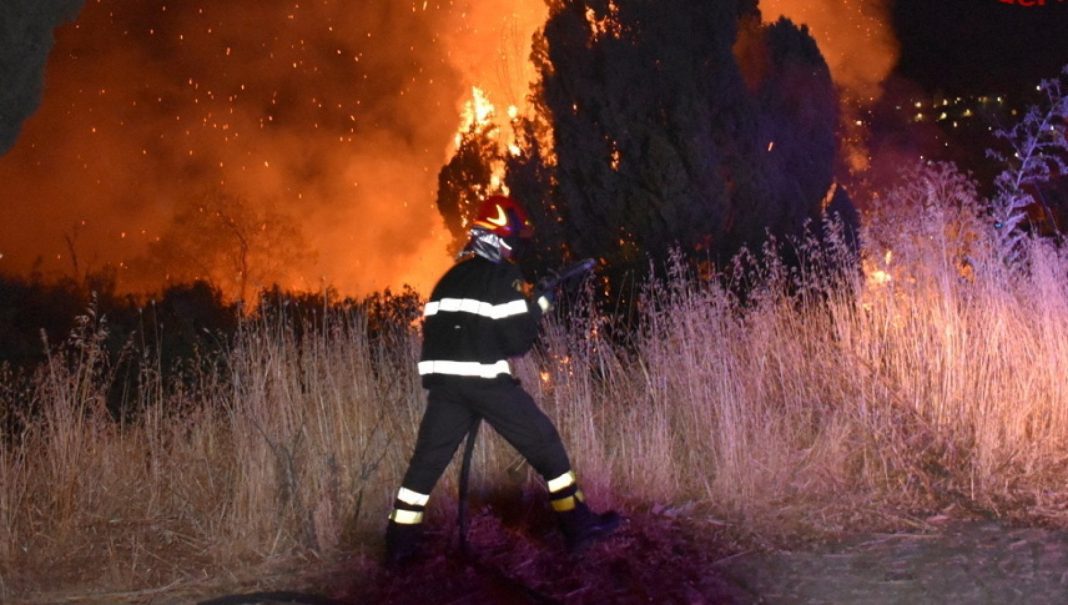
[419, 255, 541, 386]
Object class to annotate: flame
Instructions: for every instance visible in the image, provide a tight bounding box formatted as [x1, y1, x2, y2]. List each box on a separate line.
[865, 249, 893, 286]
[455, 86, 510, 195]
[0, 0, 551, 300]
[459, 86, 496, 137]
[0, 0, 901, 299]
[585, 2, 622, 40]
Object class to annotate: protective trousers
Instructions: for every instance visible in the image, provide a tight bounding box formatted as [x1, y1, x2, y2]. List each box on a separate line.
[391, 378, 573, 524]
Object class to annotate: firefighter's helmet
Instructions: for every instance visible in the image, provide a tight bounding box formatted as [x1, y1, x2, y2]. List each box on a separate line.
[471, 195, 533, 239]
[466, 195, 532, 263]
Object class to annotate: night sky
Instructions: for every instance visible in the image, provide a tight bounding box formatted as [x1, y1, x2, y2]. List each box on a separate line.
[1, 0, 1066, 297]
[893, 0, 1068, 96]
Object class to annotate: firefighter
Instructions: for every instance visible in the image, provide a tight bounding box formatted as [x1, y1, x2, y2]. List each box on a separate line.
[385, 195, 620, 565]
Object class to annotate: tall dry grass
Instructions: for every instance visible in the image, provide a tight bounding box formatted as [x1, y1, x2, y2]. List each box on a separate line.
[2, 164, 1068, 598]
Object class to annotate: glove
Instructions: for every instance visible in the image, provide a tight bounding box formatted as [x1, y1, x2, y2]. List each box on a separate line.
[534, 274, 557, 312]
[535, 288, 555, 313]
[533, 259, 595, 314]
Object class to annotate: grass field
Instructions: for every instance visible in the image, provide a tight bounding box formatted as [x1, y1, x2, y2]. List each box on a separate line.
[2, 166, 1067, 601]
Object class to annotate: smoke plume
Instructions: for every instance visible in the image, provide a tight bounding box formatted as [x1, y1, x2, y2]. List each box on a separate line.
[0, 0, 896, 297]
[760, 0, 899, 102]
[0, 0, 544, 297]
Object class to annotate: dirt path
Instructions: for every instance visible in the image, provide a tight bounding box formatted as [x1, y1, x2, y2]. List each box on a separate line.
[16, 515, 1068, 604]
[715, 521, 1068, 604]
[342, 514, 1068, 604]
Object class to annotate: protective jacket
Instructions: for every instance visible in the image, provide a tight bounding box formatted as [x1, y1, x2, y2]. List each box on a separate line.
[386, 245, 619, 565]
[418, 254, 542, 386]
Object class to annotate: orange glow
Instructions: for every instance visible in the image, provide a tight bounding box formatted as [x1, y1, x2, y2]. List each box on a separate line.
[1, 0, 898, 300]
[760, 0, 900, 175]
[759, 0, 899, 103]
[0, 0, 547, 300]
[865, 249, 894, 286]
[457, 86, 497, 143]
[455, 86, 511, 196]
[585, 2, 623, 40]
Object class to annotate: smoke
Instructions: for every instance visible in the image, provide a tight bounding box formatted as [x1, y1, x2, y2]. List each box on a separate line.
[0, 0, 546, 297]
[759, 0, 900, 102]
[0, 0, 84, 155]
[758, 0, 900, 175]
[0, 0, 899, 296]
[438, 2, 547, 113]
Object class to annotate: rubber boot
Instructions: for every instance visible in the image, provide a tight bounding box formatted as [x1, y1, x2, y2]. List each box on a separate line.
[384, 520, 423, 568]
[557, 501, 621, 552]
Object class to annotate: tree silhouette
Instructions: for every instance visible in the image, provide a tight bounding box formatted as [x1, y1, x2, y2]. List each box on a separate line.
[453, 0, 860, 291]
[135, 188, 310, 305]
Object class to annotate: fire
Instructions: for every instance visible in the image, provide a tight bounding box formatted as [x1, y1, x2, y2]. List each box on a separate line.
[866, 249, 894, 286]
[455, 86, 511, 195]
[759, 0, 901, 176]
[458, 86, 496, 140]
[0, 0, 901, 300]
[759, 0, 899, 103]
[0, 0, 550, 300]
[585, 2, 623, 40]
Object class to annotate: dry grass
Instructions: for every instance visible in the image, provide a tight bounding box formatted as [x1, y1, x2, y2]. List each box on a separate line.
[2, 175, 1068, 600]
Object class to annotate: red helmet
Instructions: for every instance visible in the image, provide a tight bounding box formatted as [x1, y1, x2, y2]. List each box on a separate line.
[471, 195, 533, 239]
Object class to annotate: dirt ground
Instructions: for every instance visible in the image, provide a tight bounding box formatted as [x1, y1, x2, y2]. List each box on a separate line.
[336, 504, 748, 605]
[14, 509, 1068, 604]
[715, 519, 1068, 604]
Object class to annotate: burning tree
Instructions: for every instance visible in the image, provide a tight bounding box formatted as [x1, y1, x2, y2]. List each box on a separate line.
[438, 0, 857, 289]
[436, 93, 505, 256]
